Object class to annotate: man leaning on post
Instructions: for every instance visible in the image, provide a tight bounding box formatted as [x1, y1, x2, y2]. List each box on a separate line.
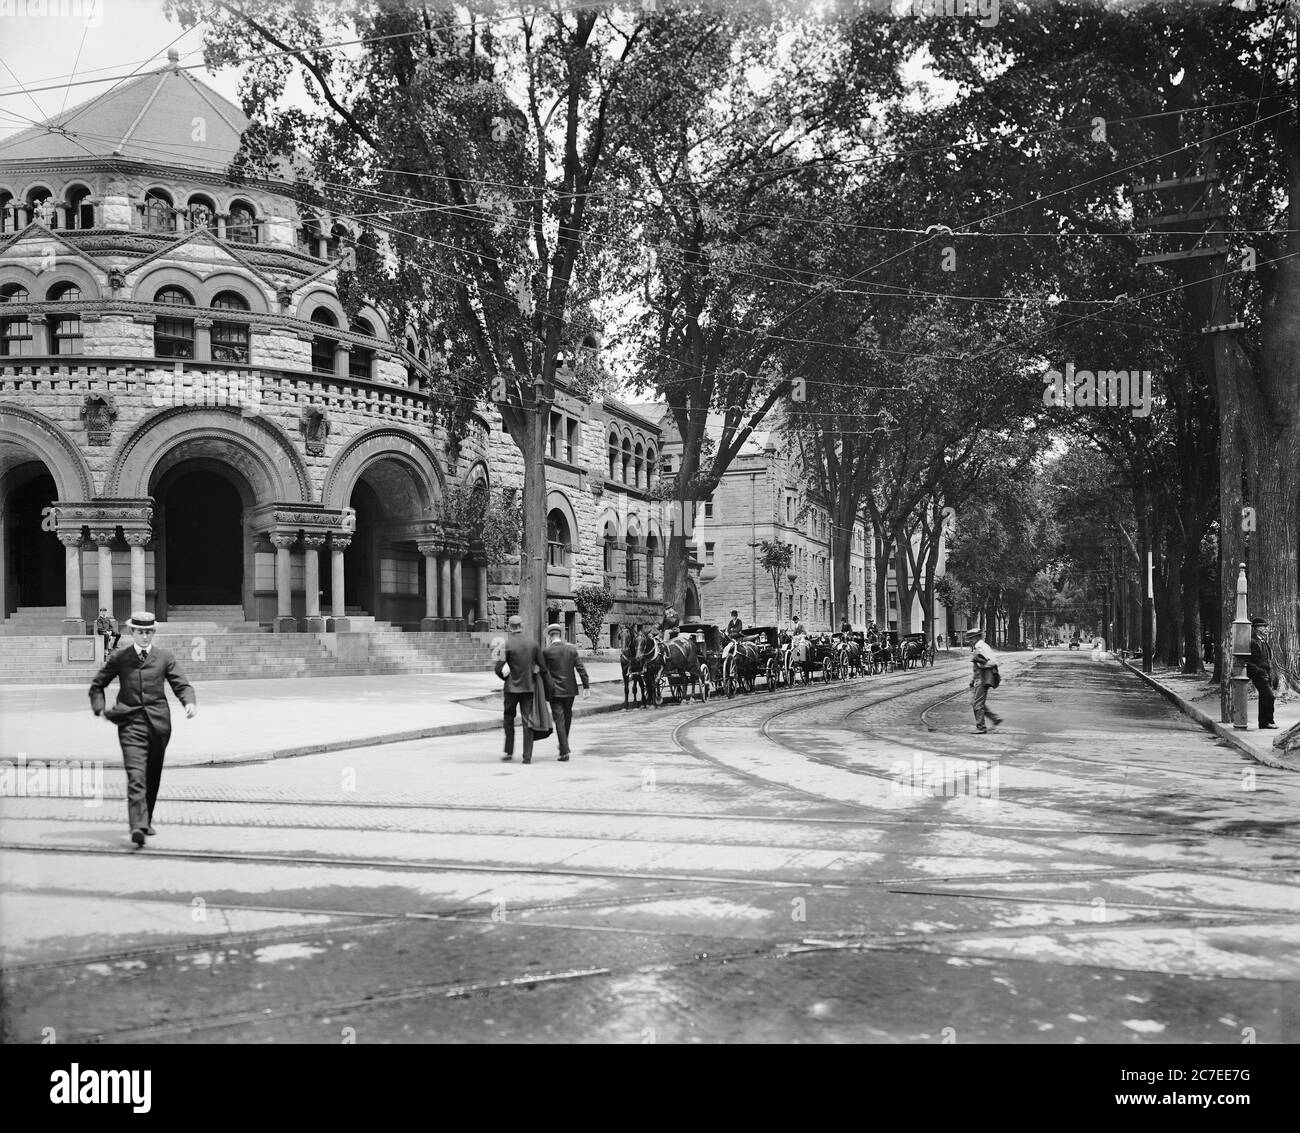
[543, 623, 590, 761]
[495, 614, 545, 763]
[1247, 616, 1280, 729]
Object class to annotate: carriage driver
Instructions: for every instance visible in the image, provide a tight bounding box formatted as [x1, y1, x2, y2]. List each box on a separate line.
[726, 610, 744, 641]
[660, 605, 680, 643]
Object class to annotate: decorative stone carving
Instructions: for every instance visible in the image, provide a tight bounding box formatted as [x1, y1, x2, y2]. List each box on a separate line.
[271, 510, 349, 529]
[269, 532, 298, 550]
[417, 540, 440, 558]
[330, 535, 352, 552]
[57, 531, 84, 548]
[80, 394, 119, 445]
[277, 286, 295, 311]
[300, 405, 330, 456]
[91, 529, 116, 547]
[123, 530, 152, 548]
[302, 534, 327, 550]
[107, 267, 126, 292]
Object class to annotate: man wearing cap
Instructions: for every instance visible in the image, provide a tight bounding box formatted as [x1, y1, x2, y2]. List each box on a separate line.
[726, 610, 745, 642]
[966, 628, 1003, 733]
[495, 614, 545, 763]
[1247, 616, 1280, 729]
[543, 623, 591, 761]
[94, 607, 120, 654]
[660, 605, 680, 643]
[89, 611, 197, 848]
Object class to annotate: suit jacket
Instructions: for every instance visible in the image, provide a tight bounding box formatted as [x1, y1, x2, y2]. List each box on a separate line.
[495, 635, 544, 694]
[543, 640, 590, 699]
[94, 614, 118, 635]
[1247, 636, 1276, 685]
[89, 646, 196, 737]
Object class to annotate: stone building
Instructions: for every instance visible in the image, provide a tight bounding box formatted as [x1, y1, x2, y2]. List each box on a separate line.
[0, 53, 690, 675]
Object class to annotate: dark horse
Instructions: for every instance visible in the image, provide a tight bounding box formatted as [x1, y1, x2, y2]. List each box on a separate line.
[637, 632, 665, 705]
[661, 633, 702, 702]
[618, 625, 643, 707]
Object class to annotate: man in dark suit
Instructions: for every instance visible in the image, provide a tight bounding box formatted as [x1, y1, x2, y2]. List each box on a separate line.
[89, 610, 196, 848]
[726, 610, 745, 642]
[1246, 616, 1280, 729]
[94, 607, 120, 654]
[495, 614, 545, 763]
[543, 623, 591, 761]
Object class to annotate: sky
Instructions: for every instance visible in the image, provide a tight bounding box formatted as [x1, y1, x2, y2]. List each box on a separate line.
[0, 0, 245, 141]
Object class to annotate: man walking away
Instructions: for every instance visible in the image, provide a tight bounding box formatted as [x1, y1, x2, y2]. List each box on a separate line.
[966, 627, 1002, 734]
[543, 623, 590, 761]
[89, 611, 196, 848]
[1247, 616, 1280, 729]
[496, 614, 545, 763]
[94, 607, 120, 654]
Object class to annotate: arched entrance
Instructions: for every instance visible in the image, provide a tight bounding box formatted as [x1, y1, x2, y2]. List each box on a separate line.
[152, 461, 249, 613]
[2, 463, 61, 615]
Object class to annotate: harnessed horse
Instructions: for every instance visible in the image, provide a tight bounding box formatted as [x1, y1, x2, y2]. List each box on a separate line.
[721, 637, 759, 694]
[636, 631, 666, 706]
[661, 633, 702, 702]
[618, 625, 644, 707]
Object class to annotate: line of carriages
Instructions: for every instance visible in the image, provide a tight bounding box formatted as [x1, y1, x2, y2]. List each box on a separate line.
[621, 623, 937, 708]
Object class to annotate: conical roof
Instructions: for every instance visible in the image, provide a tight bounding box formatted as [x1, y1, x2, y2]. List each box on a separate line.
[0, 56, 248, 172]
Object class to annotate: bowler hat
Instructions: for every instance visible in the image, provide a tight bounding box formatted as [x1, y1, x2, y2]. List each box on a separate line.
[546, 623, 563, 636]
[126, 611, 156, 631]
[1251, 616, 1270, 627]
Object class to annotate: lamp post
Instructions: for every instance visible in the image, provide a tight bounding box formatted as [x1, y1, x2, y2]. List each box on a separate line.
[1230, 562, 1251, 729]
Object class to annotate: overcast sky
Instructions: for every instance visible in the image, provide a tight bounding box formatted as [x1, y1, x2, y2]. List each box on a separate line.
[0, 0, 244, 140]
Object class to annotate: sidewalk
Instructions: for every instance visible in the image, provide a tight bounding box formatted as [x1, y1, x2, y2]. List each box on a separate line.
[0, 660, 631, 767]
[1119, 657, 1300, 771]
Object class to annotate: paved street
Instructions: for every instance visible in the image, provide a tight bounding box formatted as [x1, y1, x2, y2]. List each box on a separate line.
[2, 651, 1298, 1044]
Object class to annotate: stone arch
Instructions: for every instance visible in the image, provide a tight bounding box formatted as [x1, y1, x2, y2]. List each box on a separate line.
[0, 404, 94, 500]
[296, 288, 344, 325]
[596, 506, 621, 539]
[131, 264, 206, 303]
[199, 271, 272, 313]
[107, 406, 311, 503]
[322, 427, 445, 513]
[354, 303, 391, 341]
[39, 262, 101, 299]
[546, 487, 580, 554]
[464, 459, 491, 490]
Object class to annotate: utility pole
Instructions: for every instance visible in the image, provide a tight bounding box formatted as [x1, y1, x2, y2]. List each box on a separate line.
[1143, 551, 1155, 673]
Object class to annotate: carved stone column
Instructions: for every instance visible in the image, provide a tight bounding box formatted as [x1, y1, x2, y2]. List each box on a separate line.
[59, 531, 85, 634]
[418, 541, 440, 631]
[329, 535, 351, 632]
[476, 564, 489, 630]
[124, 530, 150, 614]
[92, 529, 115, 619]
[303, 534, 326, 632]
[439, 555, 452, 620]
[194, 316, 213, 364]
[451, 556, 463, 623]
[270, 532, 298, 632]
[29, 313, 49, 356]
[335, 341, 352, 380]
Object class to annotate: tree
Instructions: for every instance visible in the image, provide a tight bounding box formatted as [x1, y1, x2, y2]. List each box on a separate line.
[756, 539, 794, 624]
[573, 584, 615, 654]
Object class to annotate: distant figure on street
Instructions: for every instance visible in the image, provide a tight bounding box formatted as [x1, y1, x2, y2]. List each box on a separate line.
[966, 627, 1002, 734]
[726, 610, 745, 641]
[1202, 629, 1215, 666]
[89, 611, 196, 848]
[495, 614, 545, 763]
[543, 623, 590, 761]
[94, 607, 120, 654]
[840, 618, 851, 635]
[1247, 616, 1280, 730]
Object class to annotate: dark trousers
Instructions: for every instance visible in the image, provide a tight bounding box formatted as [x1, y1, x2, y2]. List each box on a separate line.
[551, 697, 574, 754]
[503, 690, 534, 760]
[120, 722, 167, 833]
[1251, 675, 1276, 727]
[971, 682, 1001, 728]
[101, 633, 120, 653]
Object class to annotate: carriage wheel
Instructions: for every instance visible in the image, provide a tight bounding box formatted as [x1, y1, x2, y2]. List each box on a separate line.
[700, 666, 712, 701]
[651, 674, 664, 706]
[766, 659, 780, 691]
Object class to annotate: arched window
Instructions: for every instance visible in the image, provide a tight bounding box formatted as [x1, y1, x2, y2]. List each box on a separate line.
[644, 533, 658, 599]
[0, 190, 14, 233]
[607, 432, 619, 481]
[299, 216, 323, 255]
[634, 442, 644, 490]
[187, 194, 216, 231]
[47, 283, 82, 355]
[621, 437, 631, 484]
[602, 520, 619, 575]
[546, 509, 571, 569]
[625, 530, 641, 589]
[350, 316, 375, 380]
[0, 283, 32, 356]
[26, 187, 53, 227]
[211, 290, 250, 364]
[310, 306, 337, 374]
[154, 286, 195, 359]
[646, 447, 657, 491]
[66, 185, 94, 229]
[228, 199, 257, 242]
[143, 189, 175, 233]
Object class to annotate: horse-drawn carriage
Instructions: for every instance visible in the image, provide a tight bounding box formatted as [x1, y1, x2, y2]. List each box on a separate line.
[745, 626, 787, 692]
[900, 632, 936, 669]
[677, 622, 724, 701]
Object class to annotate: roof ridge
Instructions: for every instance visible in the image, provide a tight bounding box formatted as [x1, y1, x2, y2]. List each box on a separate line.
[117, 71, 170, 153]
[178, 69, 246, 136]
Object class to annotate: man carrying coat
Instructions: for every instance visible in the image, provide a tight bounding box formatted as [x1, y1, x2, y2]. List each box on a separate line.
[495, 614, 545, 763]
[543, 623, 590, 761]
[88, 611, 196, 848]
[966, 627, 1003, 734]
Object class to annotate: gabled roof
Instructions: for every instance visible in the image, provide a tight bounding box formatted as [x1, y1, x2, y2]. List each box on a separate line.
[0, 57, 248, 172]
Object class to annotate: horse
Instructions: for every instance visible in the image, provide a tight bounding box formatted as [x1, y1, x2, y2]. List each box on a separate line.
[636, 631, 665, 706]
[662, 633, 702, 702]
[721, 637, 760, 694]
[618, 624, 643, 707]
[789, 633, 816, 684]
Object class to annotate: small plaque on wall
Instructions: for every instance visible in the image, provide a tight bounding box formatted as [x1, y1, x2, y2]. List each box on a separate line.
[65, 637, 97, 663]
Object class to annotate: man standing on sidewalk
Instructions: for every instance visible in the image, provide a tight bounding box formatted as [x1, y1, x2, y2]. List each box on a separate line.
[543, 623, 590, 761]
[496, 614, 545, 763]
[966, 628, 1003, 734]
[89, 611, 196, 848]
[1247, 616, 1280, 729]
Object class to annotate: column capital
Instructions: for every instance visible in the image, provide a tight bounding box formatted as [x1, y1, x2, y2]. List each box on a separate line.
[194, 317, 214, 329]
[417, 540, 441, 558]
[90, 528, 117, 547]
[269, 531, 298, 550]
[122, 530, 152, 548]
[57, 531, 84, 548]
[302, 534, 327, 550]
[330, 535, 352, 552]
[29, 313, 47, 325]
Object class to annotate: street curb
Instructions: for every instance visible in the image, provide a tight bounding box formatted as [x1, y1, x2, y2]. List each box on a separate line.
[1118, 657, 1299, 773]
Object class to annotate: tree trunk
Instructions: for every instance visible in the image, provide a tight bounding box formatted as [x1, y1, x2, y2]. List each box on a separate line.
[515, 412, 550, 642]
[873, 533, 892, 629]
[661, 434, 702, 615]
[894, 535, 912, 635]
[1180, 546, 1201, 674]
